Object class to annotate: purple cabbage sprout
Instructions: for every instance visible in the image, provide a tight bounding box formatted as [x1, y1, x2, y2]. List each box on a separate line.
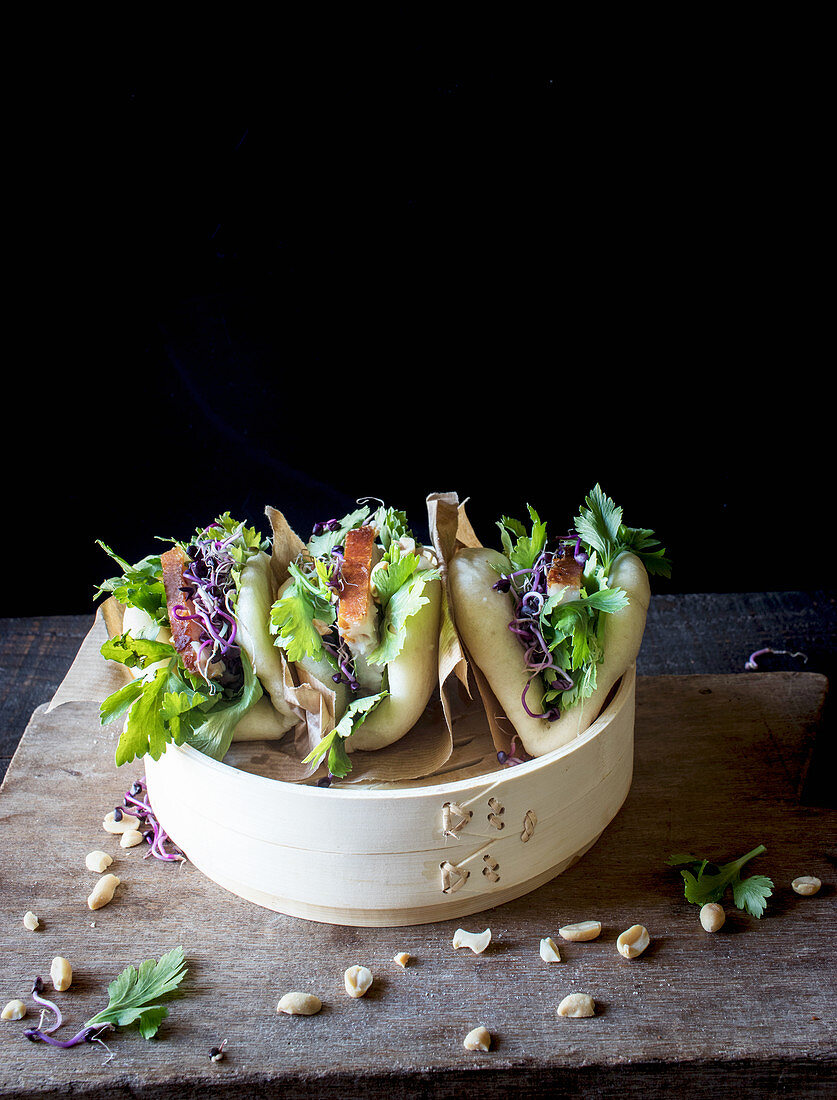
[122, 778, 186, 863]
[497, 735, 528, 768]
[176, 526, 247, 687]
[24, 977, 113, 1048]
[492, 541, 581, 721]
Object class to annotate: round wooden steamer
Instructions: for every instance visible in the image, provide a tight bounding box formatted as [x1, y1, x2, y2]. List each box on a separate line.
[144, 666, 636, 927]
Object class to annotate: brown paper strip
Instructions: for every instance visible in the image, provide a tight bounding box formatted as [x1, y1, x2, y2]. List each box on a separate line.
[426, 493, 515, 759]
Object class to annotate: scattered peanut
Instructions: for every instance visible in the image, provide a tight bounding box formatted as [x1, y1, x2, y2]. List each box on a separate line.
[85, 851, 114, 874]
[2, 1000, 27, 1021]
[102, 810, 141, 835]
[22, 911, 40, 931]
[393, 952, 412, 968]
[463, 1025, 491, 1051]
[452, 927, 492, 954]
[344, 965, 373, 998]
[50, 957, 73, 992]
[792, 876, 822, 896]
[558, 920, 601, 942]
[700, 902, 726, 932]
[277, 992, 322, 1016]
[120, 829, 144, 849]
[617, 924, 651, 959]
[557, 993, 596, 1018]
[539, 937, 561, 962]
[87, 873, 121, 911]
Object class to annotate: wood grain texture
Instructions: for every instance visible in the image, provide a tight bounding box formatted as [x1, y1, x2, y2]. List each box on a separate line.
[0, 670, 834, 1098]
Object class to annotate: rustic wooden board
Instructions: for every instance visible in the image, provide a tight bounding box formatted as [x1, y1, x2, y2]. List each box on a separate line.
[0, 671, 834, 1098]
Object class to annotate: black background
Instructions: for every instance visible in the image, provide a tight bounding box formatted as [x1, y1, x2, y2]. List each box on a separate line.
[7, 59, 831, 618]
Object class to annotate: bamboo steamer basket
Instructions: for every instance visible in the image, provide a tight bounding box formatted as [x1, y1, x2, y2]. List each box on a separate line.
[144, 664, 636, 927]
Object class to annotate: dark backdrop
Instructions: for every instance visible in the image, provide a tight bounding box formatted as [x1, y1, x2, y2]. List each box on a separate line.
[8, 67, 830, 618]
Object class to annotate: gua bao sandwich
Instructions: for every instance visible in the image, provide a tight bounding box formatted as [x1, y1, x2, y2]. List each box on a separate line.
[96, 514, 301, 766]
[269, 501, 442, 779]
[447, 485, 670, 757]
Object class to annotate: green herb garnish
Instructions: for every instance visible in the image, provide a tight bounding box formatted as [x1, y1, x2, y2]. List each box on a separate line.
[84, 946, 188, 1039]
[667, 846, 774, 918]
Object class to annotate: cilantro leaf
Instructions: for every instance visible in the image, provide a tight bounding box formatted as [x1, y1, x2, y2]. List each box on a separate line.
[94, 542, 167, 622]
[368, 547, 441, 666]
[370, 504, 413, 550]
[270, 559, 337, 664]
[101, 632, 176, 671]
[668, 845, 773, 918]
[303, 691, 388, 777]
[497, 505, 547, 572]
[575, 485, 671, 576]
[307, 505, 372, 558]
[85, 947, 188, 1039]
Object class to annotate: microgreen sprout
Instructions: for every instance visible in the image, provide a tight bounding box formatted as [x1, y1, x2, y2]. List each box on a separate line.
[121, 777, 185, 863]
[30, 976, 62, 1034]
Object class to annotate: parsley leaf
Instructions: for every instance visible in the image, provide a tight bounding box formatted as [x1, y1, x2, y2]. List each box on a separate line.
[84, 947, 188, 1040]
[303, 691, 387, 777]
[270, 559, 337, 664]
[368, 546, 441, 666]
[94, 542, 168, 622]
[575, 485, 672, 576]
[497, 505, 547, 572]
[667, 845, 773, 918]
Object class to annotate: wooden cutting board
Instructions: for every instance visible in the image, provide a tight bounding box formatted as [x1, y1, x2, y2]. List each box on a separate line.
[0, 669, 834, 1098]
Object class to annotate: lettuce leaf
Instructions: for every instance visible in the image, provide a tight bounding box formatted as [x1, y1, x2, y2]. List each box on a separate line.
[100, 630, 262, 765]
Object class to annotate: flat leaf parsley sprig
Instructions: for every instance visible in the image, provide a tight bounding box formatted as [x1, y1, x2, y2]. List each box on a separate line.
[667, 846, 774, 918]
[25, 947, 188, 1047]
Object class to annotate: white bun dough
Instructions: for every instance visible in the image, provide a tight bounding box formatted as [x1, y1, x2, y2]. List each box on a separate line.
[344, 576, 441, 751]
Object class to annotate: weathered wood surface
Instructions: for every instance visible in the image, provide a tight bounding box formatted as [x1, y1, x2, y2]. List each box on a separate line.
[0, 649, 834, 1097]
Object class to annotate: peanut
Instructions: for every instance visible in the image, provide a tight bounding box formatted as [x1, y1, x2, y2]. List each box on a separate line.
[699, 902, 725, 932]
[85, 851, 114, 873]
[558, 920, 601, 942]
[463, 1025, 491, 1051]
[393, 952, 412, 968]
[1, 1000, 27, 1021]
[344, 965, 373, 998]
[87, 873, 121, 910]
[277, 992, 322, 1016]
[452, 927, 492, 954]
[792, 876, 822, 896]
[617, 924, 650, 959]
[50, 957, 73, 992]
[539, 937, 561, 962]
[102, 810, 141, 835]
[22, 911, 39, 931]
[557, 993, 596, 1018]
[120, 829, 144, 849]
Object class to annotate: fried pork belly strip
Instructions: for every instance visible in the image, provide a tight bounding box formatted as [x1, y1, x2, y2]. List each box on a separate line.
[547, 549, 584, 602]
[160, 545, 203, 676]
[337, 525, 380, 655]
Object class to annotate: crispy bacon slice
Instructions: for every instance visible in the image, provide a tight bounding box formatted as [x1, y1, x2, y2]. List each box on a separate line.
[337, 525, 377, 640]
[547, 549, 584, 600]
[160, 545, 202, 675]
